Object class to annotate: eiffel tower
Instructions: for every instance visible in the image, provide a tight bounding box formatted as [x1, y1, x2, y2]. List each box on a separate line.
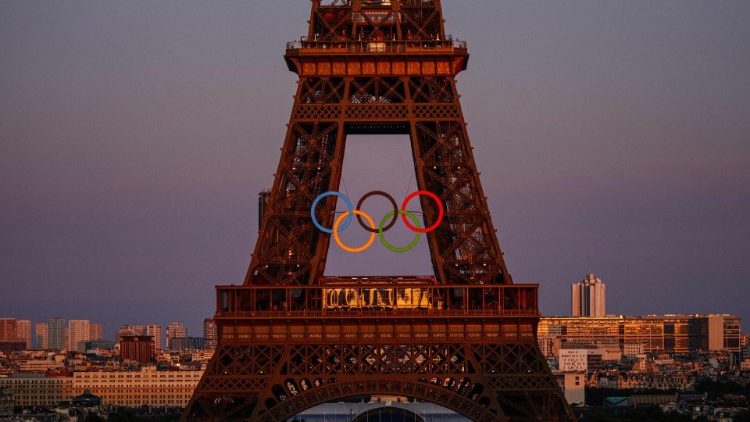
[183, 1, 574, 420]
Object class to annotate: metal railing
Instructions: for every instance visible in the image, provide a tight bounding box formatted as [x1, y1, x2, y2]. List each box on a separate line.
[216, 308, 539, 319]
[214, 282, 540, 319]
[286, 38, 467, 53]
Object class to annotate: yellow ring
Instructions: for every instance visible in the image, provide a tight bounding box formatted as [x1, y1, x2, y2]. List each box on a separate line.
[333, 210, 376, 253]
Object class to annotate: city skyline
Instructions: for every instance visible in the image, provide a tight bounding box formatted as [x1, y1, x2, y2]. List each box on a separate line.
[2, 0, 749, 338]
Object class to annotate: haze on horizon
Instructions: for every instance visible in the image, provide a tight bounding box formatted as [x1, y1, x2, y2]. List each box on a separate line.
[1, 0, 749, 337]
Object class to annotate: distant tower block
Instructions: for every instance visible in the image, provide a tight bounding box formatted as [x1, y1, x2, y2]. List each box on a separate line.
[184, 1, 574, 421]
[571, 273, 606, 317]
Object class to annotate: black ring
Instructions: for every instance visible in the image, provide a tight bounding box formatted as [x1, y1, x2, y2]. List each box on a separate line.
[356, 191, 398, 233]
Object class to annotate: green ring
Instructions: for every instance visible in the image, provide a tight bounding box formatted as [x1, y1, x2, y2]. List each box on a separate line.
[379, 210, 421, 253]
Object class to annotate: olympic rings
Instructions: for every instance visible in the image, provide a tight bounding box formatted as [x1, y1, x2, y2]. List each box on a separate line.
[356, 191, 397, 233]
[401, 190, 444, 234]
[311, 190, 444, 253]
[311, 191, 353, 234]
[379, 210, 421, 253]
[333, 210, 376, 253]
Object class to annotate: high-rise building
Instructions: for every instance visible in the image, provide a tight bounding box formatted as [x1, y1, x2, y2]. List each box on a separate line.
[48, 318, 65, 350]
[146, 325, 162, 350]
[120, 335, 155, 364]
[0, 319, 17, 341]
[89, 323, 104, 341]
[67, 320, 91, 353]
[166, 322, 187, 349]
[204, 319, 217, 350]
[571, 273, 606, 317]
[16, 320, 32, 349]
[34, 323, 48, 350]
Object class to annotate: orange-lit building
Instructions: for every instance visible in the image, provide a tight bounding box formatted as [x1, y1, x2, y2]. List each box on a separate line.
[120, 335, 155, 364]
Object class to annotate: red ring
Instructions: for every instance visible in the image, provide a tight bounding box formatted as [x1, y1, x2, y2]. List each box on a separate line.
[401, 190, 444, 233]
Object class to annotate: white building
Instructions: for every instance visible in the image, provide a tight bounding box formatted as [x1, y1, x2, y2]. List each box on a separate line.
[559, 349, 588, 372]
[571, 273, 606, 317]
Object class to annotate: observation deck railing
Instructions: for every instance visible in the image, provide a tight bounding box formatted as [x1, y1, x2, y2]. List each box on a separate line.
[286, 38, 467, 54]
[214, 281, 539, 320]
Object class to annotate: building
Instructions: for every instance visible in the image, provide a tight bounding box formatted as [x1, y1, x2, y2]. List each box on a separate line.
[146, 324, 162, 350]
[169, 337, 204, 351]
[166, 322, 187, 349]
[85, 340, 115, 352]
[16, 320, 32, 350]
[571, 273, 606, 317]
[623, 343, 645, 358]
[67, 320, 91, 353]
[659, 315, 693, 354]
[0, 341, 24, 354]
[538, 314, 741, 357]
[48, 318, 65, 350]
[34, 323, 48, 350]
[89, 323, 104, 341]
[559, 348, 588, 372]
[71, 366, 203, 407]
[18, 357, 64, 372]
[0, 319, 17, 342]
[120, 335, 155, 364]
[708, 314, 741, 354]
[539, 316, 624, 354]
[204, 319, 217, 350]
[0, 387, 12, 418]
[1, 368, 204, 408]
[554, 371, 586, 405]
[116, 324, 146, 343]
[559, 345, 608, 372]
[0, 373, 73, 407]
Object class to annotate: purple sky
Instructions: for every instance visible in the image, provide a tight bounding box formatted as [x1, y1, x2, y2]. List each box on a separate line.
[2, 1, 749, 338]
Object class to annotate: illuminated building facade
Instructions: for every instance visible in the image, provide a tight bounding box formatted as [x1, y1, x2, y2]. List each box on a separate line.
[539, 314, 741, 356]
[72, 367, 203, 407]
[0, 374, 72, 407]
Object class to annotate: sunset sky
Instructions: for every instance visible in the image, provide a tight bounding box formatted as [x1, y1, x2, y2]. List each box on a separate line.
[2, 0, 749, 337]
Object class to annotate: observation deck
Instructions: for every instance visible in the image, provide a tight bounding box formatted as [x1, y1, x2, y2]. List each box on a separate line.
[285, 38, 469, 77]
[214, 277, 539, 345]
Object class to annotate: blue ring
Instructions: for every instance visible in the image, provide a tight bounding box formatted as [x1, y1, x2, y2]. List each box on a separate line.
[310, 191, 354, 234]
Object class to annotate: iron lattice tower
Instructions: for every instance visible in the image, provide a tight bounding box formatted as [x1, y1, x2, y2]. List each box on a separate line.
[184, 1, 575, 420]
